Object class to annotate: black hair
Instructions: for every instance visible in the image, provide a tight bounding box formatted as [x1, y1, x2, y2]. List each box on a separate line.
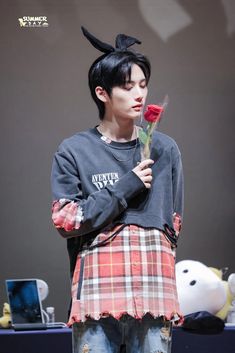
[88, 50, 151, 120]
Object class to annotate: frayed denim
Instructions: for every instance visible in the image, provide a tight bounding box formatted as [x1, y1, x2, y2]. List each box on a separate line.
[72, 314, 172, 353]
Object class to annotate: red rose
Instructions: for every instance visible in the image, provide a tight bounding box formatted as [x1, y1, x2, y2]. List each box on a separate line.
[144, 104, 164, 123]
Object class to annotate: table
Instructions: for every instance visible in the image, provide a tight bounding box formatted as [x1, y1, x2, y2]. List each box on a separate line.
[0, 327, 72, 353]
[1, 325, 235, 353]
[173, 325, 235, 353]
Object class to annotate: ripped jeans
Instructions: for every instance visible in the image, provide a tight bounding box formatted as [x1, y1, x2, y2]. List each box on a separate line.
[72, 314, 172, 353]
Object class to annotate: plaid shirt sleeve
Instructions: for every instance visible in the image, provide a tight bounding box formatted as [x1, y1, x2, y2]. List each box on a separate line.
[52, 199, 83, 233]
[173, 212, 182, 236]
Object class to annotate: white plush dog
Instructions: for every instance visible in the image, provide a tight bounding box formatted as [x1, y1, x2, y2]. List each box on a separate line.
[176, 260, 227, 316]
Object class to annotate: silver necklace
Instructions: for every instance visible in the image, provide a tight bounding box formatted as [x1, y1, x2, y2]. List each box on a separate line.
[97, 125, 139, 162]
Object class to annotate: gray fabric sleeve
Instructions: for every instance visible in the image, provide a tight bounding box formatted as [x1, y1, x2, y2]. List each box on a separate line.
[51, 151, 145, 238]
[172, 152, 184, 218]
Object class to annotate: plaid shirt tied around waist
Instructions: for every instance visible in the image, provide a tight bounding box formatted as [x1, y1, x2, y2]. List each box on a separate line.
[68, 224, 181, 325]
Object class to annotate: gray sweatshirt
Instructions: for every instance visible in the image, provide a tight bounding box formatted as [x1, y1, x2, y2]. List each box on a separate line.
[51, 127, 184, 236]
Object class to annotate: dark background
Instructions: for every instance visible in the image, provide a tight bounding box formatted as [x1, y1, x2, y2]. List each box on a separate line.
[1, 0, 235, 321]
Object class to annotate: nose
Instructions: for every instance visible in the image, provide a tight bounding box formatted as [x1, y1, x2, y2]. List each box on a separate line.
[133, 86, 144, 102]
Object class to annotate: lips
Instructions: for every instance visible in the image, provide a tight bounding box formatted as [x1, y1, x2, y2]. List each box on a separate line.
[132, 104, 143, 109]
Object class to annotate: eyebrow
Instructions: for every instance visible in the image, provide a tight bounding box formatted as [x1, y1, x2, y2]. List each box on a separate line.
[126, 78, 147, 84]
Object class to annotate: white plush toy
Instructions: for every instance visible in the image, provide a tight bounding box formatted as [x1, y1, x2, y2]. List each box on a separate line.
[176, 260, 227, 316]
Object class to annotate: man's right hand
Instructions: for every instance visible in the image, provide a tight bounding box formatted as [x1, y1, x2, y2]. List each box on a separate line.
[132, 159, 154, 189]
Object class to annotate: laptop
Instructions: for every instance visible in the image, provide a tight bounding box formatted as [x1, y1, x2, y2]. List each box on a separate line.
[5, 279, 66, 330]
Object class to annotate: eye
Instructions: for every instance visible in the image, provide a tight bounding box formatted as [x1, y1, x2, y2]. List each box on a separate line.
[140, 82, 147, 89]
[183, 269, 188, 273]
[123, 83, 133, 91]
[190, 280, 196, 286]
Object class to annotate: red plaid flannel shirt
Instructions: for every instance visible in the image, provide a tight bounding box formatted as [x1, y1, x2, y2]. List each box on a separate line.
[52, 200, 182, 324]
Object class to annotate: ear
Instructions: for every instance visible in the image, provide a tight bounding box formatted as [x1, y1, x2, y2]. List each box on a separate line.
[95, 86, 109, 103]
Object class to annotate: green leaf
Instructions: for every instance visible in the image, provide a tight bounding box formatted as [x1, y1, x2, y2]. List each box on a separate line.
[138, 129, 148, 144]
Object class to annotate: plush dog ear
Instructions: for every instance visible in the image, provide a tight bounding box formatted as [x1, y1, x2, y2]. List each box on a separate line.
[115, 34, 141, 50]
[182, 311, 225, 335]
[81, 26, 114, 54]
[81, 26, 141, 54]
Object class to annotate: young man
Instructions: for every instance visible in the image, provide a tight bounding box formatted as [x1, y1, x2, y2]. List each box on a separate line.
[51, 27, 183, 353]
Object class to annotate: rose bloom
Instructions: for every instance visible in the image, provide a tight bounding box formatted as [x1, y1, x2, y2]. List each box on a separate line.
[144, 104, 164, 123]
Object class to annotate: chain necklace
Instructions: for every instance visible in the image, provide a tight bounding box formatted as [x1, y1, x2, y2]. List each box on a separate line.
[97, 125, 139, 163]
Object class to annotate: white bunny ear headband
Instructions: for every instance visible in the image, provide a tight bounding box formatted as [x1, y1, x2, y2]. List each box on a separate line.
[81, 26, 142, 54]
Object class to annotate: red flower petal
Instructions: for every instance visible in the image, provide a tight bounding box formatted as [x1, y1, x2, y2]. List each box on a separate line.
[144, 104, 164, 123]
